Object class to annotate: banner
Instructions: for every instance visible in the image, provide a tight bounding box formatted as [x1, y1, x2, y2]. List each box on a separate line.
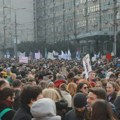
[19, 57, 28, 64]
[35, 52, 40, 59]
[83, 54, 92, 79]
[47, 52, 55, 60]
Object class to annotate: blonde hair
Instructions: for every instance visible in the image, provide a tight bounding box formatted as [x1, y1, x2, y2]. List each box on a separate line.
[67, 82, 77, 96]
[42, 88, 62, 102]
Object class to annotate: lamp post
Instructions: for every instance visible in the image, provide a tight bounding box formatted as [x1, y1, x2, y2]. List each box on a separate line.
[2, 0, 6, 58]
[14, 8, 26, 58]
[113, 0, 117, 57]
[63, 0, 65, 41]
[3, 6, 26, 58]
[73, 0, 77, 41]
[53, 0, 55, 43]
[14, 10, 17, 58]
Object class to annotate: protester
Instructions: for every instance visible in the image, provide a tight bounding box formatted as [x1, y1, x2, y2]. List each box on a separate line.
[106, 81, 119, 103]
[87, 87, 117, 119]
[65, 93, 88, 120]
[114, 91, 120, 119]
[88, 71, 96, 87]
[95, 81, 103, 88]
[42, 88, 68, 120]
[87, 87, 107, 108]
[67, 82, 77, 97]
[54, 73, 66, 88]
[59, 83, 72, 108]
[31, 98, 61, 120]
[0, 87, 15, 120]
[12, 80, 22, 110]
[12, 85, 42, 120]
[47, 82, 54, 88]
[76, 82, 88, 95]
[91, 100, 117, 120]
[39, 80, 47, 90]
[0, 79, 10, 90]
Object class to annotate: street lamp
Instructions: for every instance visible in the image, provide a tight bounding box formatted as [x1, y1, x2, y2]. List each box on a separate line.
[3, 6, 26, 58]
[14, 8, 26, 58]
[113, 0, 118, 57]
[2, 0, 6, 58]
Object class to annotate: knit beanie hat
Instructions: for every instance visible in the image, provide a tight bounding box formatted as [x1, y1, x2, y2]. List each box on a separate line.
[73, 93, 87, 108]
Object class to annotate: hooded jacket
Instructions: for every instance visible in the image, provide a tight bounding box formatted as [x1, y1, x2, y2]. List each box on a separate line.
[31, 98, 61, 120]
[12, 104, 32, 120]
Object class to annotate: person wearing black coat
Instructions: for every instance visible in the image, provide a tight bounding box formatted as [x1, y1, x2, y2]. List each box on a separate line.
[12, 103, 32, 120]
[65, 93, 88, 120]
[114, 94, 120, 119]
[12, 80, 22, 111]
[107, 91, 117, 104]
[12, 85, 42, 120]
[56, 99, 68, 120]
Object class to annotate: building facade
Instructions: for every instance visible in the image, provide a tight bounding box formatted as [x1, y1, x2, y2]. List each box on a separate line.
[34, 0, 120, 54]
[0, 0, 34, 57]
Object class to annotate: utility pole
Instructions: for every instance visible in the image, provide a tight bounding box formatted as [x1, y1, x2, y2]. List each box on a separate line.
[44, 0, 46, 44]
[73, 0, 77, 41]
[99, 0, 102, 31]
[53, 0, 55, 43]
[14, 10, 18, 58]
[63, 0, 65, 41]
[113, 0, 117, 57]
[33, 0, 37, 42]
[14, 8, 26, 58]
[2, 0, 6, 58]
[85, 0, 88, 32]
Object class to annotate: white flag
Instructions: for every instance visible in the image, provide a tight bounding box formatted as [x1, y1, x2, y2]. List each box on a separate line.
[68, 49, 71, 60]
[83, 54, 92, 79]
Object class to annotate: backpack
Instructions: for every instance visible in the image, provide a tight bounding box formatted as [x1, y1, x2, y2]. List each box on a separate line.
[0, 108, 12, 120]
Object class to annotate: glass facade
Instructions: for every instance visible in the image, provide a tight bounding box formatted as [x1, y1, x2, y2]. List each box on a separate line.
[34, 0, 120, 53]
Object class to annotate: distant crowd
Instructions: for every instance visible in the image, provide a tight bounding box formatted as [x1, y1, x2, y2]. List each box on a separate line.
[0, 58, 120, 120]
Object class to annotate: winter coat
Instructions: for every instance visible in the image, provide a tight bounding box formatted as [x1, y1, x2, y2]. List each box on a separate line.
[13, 89, 21, 111]
[114, 96, 120, 119]
[107, 91, 117, 104]
[61, 90, 72, 108]
[31, 98, 61, 120]
[56, 99, 68, 120]
[65, 109, 88, 120]
[12, 104, 32, 120]
[0, 100, 15, 120]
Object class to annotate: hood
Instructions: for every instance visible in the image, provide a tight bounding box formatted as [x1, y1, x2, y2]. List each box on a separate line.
[31, 98, 57, 118]
[54, 80, 66, 88]
[32, 116, 61, 120]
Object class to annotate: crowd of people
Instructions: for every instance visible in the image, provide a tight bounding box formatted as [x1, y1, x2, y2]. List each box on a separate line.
[0, 57, 120, 120]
